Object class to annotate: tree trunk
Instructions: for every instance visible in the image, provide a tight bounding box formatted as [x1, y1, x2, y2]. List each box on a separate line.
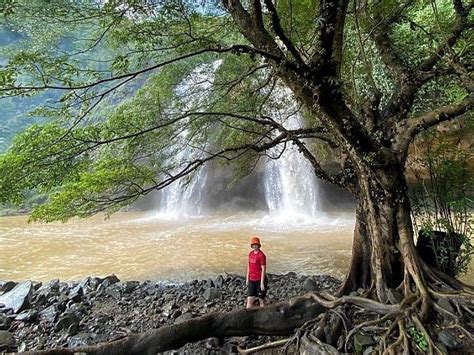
[339, 164, 428, 303]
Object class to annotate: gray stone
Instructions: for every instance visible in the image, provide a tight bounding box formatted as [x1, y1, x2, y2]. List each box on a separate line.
[0, 315, 11, 330]
[36, 279, 60, 299]
[39, 305, 58, 323]
[203, 287, 221, 301]
[0, 282, 17, 295]
[174, 312, 193, 324]
[68, 333, 95, 347]
[101, 274, 120, 287]
[215, 275, 225, 288]
[437, 330, 460, 350]
[15, 309, 38, 322]
[106, 286, 121, 300]
[205, 279, 215, 289]
[0, 281, 33, 313]
[205, 337, 219, 349]
[304, 277, 317, 291]
[0, 330, 14, 351]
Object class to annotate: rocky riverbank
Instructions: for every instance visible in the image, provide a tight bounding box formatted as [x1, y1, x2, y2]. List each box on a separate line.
[0, 273, 341, 354]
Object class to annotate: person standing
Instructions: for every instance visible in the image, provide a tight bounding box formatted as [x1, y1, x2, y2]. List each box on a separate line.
[246, 236, 267, 308]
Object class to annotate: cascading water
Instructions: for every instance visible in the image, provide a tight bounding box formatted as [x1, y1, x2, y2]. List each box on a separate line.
[263, 87, 320, 220]
[157, 60, 222, 218]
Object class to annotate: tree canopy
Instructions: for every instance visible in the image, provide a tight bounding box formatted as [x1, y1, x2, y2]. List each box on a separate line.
[0, 0, 471, 221]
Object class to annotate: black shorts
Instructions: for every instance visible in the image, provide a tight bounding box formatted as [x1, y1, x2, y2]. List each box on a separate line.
[248, 277, 268, 299]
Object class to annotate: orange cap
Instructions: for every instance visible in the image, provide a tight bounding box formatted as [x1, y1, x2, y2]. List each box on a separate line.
[250, 236, 261, 247]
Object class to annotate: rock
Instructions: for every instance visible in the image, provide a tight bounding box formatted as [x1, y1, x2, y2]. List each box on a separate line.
[205, 279, 215, 289]
[205, 337, 219, 349]
[15, 309, 38, 322]
[122, 281, 139, 293]
[363, 346, 374, 355]
[68, 333, 95, 347]
[174, 312, 193, 324]
[106, 286, 121, 300]
[215, 275, 225, 288]
[437, 330, 460, 350]
[0, 330, 14, 351]
[203, 288, 221, 301]
[89, 277, 103, 290]
[55, 313, 79, 332]
[304, 277, 317, 291]
[102, 275, 120, 287]
[69, 283, 84, 302]
[354, 334, 374, 353]
[36, 279, 60, 299]
[0, 281, 33, 313]
[0, 315, 11, 330]
[39, 305, 58, 323]
[0, 282, 17, 295]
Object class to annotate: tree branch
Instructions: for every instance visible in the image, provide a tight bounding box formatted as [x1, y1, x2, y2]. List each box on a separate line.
[396, 94, 473, 154]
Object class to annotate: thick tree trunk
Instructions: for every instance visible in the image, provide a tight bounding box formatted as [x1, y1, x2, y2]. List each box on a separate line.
[339, 166, 427, 303]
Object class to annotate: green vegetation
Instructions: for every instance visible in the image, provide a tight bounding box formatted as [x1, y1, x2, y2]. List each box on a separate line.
[0, 0, 472, 353]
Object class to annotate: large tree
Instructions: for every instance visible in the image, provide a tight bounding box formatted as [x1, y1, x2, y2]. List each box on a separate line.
[1, 0, 473, 353]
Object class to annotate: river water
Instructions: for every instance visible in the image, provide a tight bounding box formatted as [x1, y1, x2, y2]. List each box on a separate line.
[1, 211, 473, 285]
[1, 211, 356, 282]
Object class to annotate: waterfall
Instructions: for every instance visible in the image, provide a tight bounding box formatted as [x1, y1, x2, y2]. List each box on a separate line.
[156, 64, 321, 219]
[263, 88, 320, 219]
[157, 60, 222, 218]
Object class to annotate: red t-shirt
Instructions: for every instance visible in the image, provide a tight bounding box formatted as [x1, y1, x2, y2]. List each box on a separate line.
[248, 250, 266, 281]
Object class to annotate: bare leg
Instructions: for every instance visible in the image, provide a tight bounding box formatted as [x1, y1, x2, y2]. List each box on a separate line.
[246, 296, 255, 309]
[258, 298, 266, 307]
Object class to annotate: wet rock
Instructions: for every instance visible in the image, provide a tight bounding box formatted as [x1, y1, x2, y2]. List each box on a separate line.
[304, 277, 317, 291]
[175, 312, 193, 324]
[0, 330, 14, 351]
[15, 309, 38, 322]
[203, 288, 221, 301]
[68, 333, 95, 347]
[437, 330, 460, 350]
[39, 305, 58, 323]
[0, 281, 33, 313]
[171, 310, 182, 319]
[0, 282, 17, 295]
[0, 315, 11, 330]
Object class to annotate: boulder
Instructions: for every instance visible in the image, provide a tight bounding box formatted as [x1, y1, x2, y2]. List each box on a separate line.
[39, 305, 58, 323]
[437, 330, 460, 350]
[215, 275, 225, 288]
[0, 281, 33, 313]
[101, 275, 120, 287]
[203, 288, 221, 301]
[0, 282, 17, 295]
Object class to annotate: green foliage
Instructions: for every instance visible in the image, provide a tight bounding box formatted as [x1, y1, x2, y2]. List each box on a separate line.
[407, 326, 429, 352]
[410, 129, 474, 277]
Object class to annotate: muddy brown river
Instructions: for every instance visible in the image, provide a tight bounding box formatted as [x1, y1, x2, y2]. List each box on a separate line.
[1, 211, 473, 285]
